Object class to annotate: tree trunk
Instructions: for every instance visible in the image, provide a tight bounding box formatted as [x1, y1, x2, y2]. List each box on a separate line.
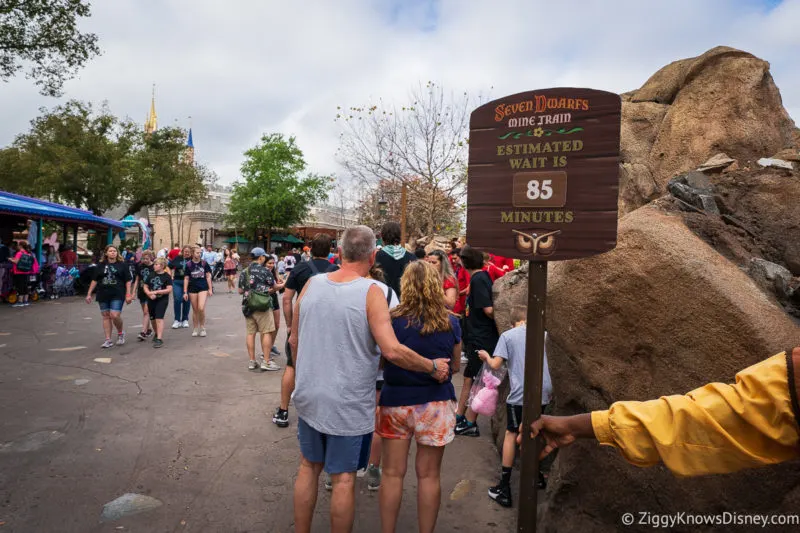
[168, 209, 174, 247]
[428, 186, 437, 235]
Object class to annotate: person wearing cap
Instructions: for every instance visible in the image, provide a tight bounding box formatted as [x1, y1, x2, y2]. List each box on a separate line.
[239, 247, 279, 371]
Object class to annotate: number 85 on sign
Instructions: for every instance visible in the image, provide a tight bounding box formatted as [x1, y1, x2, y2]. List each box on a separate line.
[512, 171, 567, 208]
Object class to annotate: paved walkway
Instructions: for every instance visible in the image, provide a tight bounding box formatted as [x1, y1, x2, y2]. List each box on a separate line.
[0, 283, 516, 532]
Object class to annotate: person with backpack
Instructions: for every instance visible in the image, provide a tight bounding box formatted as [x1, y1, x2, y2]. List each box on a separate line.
[375, 221, 416, 299]
[10, 241, 39, 307]
[183, 245, 213, 337]
[238, 247, 278, 371]
[273, 233, 333, 428]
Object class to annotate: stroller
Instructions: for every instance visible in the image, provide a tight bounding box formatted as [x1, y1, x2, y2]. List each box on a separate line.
[212, 262, 225, 282]
[53, 266, 77, 298]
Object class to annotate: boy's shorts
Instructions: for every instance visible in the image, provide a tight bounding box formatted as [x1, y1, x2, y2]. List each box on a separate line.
[147, 297, 169, 320]
[297, 418, 372, 475]
[245, 310, 276, 335]
[507, 403, 549, 433]
[377, 400, 456, 447]
[98, 299, 124, 313]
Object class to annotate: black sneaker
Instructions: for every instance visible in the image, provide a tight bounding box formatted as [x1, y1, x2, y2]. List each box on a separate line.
[455, 422, 480, 437]
[272, 408, 289, 428]
[488, 484, 512, 508]
[144, 329, 154, 338]
[153, 338, 163, 349]
[137, 331, 147, 341]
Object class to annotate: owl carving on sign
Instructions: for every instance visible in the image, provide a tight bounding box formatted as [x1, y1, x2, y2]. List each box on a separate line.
[513, 229, 561, 257]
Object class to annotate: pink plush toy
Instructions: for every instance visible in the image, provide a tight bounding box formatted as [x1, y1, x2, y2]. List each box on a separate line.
[470, 371, 503, 416]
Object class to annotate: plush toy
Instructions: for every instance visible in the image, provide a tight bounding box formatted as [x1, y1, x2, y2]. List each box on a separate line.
[470, 371, 503, 416]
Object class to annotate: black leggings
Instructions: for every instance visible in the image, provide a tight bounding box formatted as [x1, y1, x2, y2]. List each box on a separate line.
[13, 274, 30, 296]
[148, 297, 169, 320]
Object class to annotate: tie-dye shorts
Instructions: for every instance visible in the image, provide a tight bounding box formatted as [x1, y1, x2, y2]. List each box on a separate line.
[376, 400, 457, 447]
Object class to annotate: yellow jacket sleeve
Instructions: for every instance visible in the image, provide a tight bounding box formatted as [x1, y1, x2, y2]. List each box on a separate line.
[591, 351, 800, 476]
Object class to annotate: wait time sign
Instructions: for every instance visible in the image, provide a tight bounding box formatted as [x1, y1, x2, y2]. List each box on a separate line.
[466, 88, 622, 261]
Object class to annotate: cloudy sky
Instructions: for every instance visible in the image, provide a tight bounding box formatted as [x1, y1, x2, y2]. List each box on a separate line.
[1, 0, 798, 185]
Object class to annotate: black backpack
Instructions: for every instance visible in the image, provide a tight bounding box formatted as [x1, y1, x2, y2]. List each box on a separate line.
[16, 252, 34, 272]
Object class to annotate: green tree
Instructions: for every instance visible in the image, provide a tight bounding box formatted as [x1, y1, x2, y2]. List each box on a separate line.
[122, 123, 213, 217]
[227, 134, 331, 247]
[1, 0, 101, 96]
[9, 100, 126, 214]
[1, 100, 212, 217]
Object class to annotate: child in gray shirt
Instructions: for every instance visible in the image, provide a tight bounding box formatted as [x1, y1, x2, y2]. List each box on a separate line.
[478, 307, 552, 508]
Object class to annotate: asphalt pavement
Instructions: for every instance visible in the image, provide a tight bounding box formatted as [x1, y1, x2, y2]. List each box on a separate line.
[0, 282, 516, 532]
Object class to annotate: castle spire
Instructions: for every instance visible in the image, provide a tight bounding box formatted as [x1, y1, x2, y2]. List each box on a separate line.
[144, 84, 157, 134]
[184, 116, 195, 165]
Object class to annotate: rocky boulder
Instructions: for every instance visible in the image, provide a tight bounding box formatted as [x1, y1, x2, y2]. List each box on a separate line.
[619, 46, 797, 213]
[710, 168, 800, 275]
[489, 206, 799, 531]
[534, 206, 799, 532]
[749, 258, 793, 299]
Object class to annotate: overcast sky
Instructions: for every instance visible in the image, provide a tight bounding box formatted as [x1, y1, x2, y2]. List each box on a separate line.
[1, 0, 798, 185]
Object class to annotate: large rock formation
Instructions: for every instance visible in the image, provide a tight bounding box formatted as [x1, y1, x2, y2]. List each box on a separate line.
[619, 47, 797, 213]
[491, 206, 800, 532]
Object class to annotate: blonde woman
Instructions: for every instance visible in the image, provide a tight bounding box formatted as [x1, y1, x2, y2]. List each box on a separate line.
[183, 246, 213, 337]
[377, 261, 462, 533]
[144, 257, 173, 348]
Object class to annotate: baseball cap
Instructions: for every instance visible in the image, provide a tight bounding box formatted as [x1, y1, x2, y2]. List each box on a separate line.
[250, 247, 267, 258]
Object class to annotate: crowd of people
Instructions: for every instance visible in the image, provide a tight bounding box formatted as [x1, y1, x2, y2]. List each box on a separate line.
[249, 222, 550, 533]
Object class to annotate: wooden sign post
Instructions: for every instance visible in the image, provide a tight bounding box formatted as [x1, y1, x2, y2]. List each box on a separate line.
[466, 88, 621, 533]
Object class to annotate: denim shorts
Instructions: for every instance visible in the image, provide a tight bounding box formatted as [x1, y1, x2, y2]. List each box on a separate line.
[297, 418, 372, 474]
[98, 299, 124, 313]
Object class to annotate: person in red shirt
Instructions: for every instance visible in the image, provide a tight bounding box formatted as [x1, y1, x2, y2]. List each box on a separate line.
[59, 243, 77, 266]
[484, 254, 506, 282]
[166, 244, 181, 261]
[491, 254, 514, 273]
[424, 250, 458, 309]
[453, 255, 470, 316]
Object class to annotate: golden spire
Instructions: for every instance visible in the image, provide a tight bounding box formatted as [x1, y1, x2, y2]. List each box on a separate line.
[144, 84, 157, 134]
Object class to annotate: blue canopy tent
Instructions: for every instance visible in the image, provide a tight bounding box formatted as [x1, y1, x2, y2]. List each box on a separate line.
[0, 191, 126, 263]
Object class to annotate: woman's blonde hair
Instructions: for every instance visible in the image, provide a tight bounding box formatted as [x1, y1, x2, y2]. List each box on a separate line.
[391, 261, 452, 335]
[153, 257, 167, 268]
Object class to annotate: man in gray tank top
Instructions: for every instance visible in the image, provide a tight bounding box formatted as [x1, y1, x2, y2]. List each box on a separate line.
[290, 225, 451, 533]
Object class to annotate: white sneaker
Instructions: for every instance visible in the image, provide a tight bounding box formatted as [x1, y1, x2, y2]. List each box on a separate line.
[199, 327, 207, 337]
[171, 320, 181, 329]
[116, 332, 126, 345]
[248, 360, 258, 370]
[191, 329, 199, 337]
[181, 320, 190, 328]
